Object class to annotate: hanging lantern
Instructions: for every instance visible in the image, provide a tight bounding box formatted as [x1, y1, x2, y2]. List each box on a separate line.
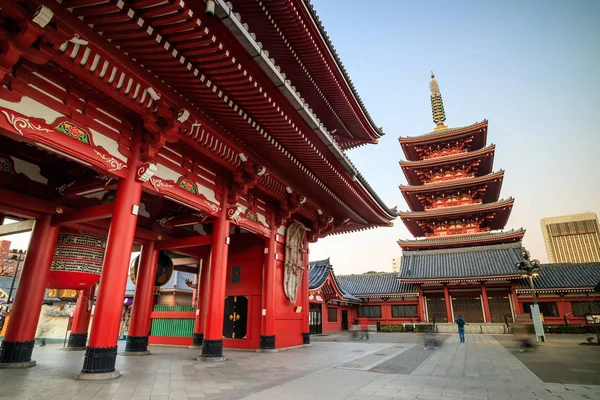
[47, 229, 106, 289]
[129, 251, 174, 287]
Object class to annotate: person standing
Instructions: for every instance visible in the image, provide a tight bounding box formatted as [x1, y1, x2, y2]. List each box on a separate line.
[359, 318, 369, 340]
[455, 314, 466, 343]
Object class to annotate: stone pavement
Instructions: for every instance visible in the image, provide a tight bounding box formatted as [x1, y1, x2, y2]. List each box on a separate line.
[0, 334, 599, 400]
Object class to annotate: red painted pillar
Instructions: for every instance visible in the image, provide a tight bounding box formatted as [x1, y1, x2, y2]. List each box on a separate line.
[260, 222, 277, 350]
[124, 241, 158, 354]
[417, 286, 425, 322]
[302, 240, 310, 345]
[66, 285, 95, 349]
[191, 257, 210, 348]
[81, 137, 143, 377]
[444, 285, 453, 323]
[200, 188, 230, 360]
[481, 285, 492, 323]
[0, 215, 60, 367]
[511, 286, 523, 315]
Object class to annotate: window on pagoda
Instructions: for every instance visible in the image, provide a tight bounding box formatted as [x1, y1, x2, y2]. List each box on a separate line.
[426, 192, 481, 210]
[417, 140, 471, 160]
[423, 167, 473, 185]
[429, 220, 488, 237]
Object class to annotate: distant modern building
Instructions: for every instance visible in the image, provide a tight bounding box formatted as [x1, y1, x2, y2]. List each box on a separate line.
[541, 212, 600, 263]
[392, 258, 402, 273]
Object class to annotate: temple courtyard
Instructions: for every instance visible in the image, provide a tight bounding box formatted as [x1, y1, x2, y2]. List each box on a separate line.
[0, 334, 599, 400]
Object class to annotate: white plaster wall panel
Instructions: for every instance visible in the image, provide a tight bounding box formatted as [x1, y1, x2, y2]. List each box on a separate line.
[277, 225, 287, 235]
[89, 128, 126, 162]
[155, 163, 218, 204]
[9, 156, 48, 184]
[155, 162, 183, 182]
[0, 96, 63, 124]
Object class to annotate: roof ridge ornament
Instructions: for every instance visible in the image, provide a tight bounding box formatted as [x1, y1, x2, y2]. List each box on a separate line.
[430, 72, 448, 131]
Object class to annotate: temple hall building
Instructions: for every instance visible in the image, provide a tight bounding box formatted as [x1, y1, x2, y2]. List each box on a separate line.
[0, 0, 397, 377]
[541, 212, 600, 263]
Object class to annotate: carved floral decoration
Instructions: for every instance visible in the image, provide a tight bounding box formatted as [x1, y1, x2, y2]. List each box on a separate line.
[56, 121, 92, 145]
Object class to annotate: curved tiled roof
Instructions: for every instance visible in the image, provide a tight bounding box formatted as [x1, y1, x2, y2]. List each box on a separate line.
[399, 120, 488, 140]
[399, 145, 495, 167]
[399, 170, 504, 192]
[337, 273, 417, 296]
[399, 198, 514, 217]
[399, 243, 524, 281]
[309, 258, 362, 303]
[398, 229, 525, 249]
[516, 263, 600, 291]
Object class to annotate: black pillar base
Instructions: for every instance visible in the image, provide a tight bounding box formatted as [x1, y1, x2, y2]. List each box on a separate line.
[81, 346, 118, 374]
[192, 333, 203, 347]
[67, 333, 88, 349]
[260, 335, 276, 350]
[200, 339, 223, 359]
[0, 340, 35, 364]
[302, 332, 311, 345]
[124, 336, 148, 353]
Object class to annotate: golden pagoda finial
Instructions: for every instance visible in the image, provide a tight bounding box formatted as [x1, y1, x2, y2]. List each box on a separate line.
[429, 71, 447, 130]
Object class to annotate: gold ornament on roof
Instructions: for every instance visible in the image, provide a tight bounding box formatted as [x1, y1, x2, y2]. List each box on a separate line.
[429, 72, 447, 130]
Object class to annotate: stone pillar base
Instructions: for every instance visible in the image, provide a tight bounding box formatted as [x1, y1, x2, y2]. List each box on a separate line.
[81, 346, 118, 374]
[260, 335, 276, 350]
[192, 333, 203, 347]
[302, 332, 311, 346]
[0, 340, 35, 365]
[0, 360, 36, 368]
[67, 333, 88, 349]
[62, 347, 86, 351]
[76, 370, 121, 380]
[119, 350, 151, 356]
[124, 335, 149, 353]
[200, 339, 224, 360]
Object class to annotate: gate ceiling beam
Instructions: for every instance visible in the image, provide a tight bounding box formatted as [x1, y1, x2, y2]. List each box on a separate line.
[51, 203, 114, 226]
[155, 235, 212, 250]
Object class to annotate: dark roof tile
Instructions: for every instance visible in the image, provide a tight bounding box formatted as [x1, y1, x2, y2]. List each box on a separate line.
[399, 243, 524, 281]
[337, 273, 417, 295]
[517, 263, 600, 291]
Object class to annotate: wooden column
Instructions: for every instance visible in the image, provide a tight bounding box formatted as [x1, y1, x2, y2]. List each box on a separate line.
[124, 241, 158, 355]
[417, 286, 425, 322]
[302, 239, 310, 345]
[260, 219, 277, 350]
[444, 285, 453, 323]
[200, 188, 230, 360]
[191, 257, 210, 348]
[0, 215, 60, 367]
[511, 286, 523, 315]
[81, 136, 143, 378]
[481, 284, 492, 323]
[66, 285, 95, 350]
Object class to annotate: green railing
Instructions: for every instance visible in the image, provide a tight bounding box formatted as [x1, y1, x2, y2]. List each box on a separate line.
[150, 304, 195, 337]
[151, 318, 194, 337]
[153, 304, 195, 312]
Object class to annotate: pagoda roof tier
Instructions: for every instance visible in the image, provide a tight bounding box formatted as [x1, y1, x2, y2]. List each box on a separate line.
[398, 243, 525, 283]
[399, 198, 515, 237]
[400, 145, 495, 186]
[227, 0, 382, 149]
[398, 229, 525, 251]
[399, 121, 488, 161]
[400, 171, 505, 211]
[22, 0, 397, 233]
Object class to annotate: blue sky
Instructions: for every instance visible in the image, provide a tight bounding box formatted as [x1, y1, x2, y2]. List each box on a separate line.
[309, 0, 600, 273]
[3, 1, 599, 275]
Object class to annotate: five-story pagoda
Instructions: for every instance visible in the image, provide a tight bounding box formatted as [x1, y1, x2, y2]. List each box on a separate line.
[397, 74, 526, 328]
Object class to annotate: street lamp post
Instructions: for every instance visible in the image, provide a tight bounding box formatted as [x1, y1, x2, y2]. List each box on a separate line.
[516, 249, 545, 342]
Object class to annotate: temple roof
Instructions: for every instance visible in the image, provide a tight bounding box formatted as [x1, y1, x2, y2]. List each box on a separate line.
[400, 121, 488, 141]
[400, 145, 495, 186]
[337, 273, 417, 296]
[398, 243, 524, 282]
[308, 259, 361, 303]
[398, 229, 526, 251]
[399, 198, 514, 237]
[399, 121, 489, 161]
[516, 263, 600, 292]
[400, 170, 505, 212]
[125, 271, 194, 297]
[0, 277, 59, 302]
